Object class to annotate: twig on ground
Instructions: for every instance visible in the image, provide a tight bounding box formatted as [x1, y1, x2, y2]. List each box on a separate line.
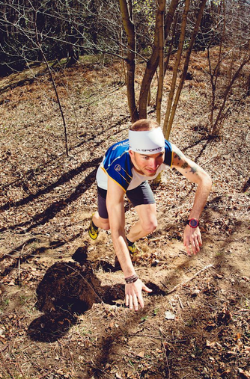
[0, 351, 15, 378]
[159, 328, 171, 379]
[148, 236, 165, 242]
[177, 295, 184, 309]
[166, 264, 214, 295]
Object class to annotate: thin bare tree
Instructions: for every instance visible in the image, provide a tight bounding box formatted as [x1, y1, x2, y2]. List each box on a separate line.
[163, 0, 207, 139]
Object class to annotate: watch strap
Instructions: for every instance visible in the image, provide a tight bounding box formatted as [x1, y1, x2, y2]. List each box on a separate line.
[186, 218, 199, 228]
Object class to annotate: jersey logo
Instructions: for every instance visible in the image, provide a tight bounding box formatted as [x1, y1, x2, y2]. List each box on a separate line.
[114, 164, 121, 172]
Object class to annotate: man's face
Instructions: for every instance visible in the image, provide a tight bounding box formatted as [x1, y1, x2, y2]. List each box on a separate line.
[129, 150, 165, 176]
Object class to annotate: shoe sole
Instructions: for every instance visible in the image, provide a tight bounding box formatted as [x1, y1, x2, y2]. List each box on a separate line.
[88, 229, 98, 240]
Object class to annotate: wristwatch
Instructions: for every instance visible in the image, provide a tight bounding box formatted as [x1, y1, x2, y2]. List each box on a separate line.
[186, 218, 199, 228]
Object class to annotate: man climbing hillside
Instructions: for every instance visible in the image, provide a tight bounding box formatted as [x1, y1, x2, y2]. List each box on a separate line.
[88, 119, 212, 311]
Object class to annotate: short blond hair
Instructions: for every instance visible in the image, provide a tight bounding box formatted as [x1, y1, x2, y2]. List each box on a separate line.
[129, 119, 160, 131]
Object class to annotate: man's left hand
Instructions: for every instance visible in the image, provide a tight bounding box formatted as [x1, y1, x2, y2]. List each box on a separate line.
[183, 225, 202, 255]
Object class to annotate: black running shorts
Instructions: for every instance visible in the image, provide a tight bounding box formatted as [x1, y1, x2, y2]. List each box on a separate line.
[97, 181, 155, 219]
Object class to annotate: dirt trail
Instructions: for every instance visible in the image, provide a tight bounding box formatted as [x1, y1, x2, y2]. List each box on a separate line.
[0, 54, 249, 378]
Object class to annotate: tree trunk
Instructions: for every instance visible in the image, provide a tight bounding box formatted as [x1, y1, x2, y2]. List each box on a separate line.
[208, 0, 225, 128]
[211, 53, 250, 135]
[163, 0, 190, 137]
[138, 0, 179, 119]
[119, 0, 139, 122]
[163, 0, 207, 140]
[156, 0, 166, 124]
[164, 11, 178, 76]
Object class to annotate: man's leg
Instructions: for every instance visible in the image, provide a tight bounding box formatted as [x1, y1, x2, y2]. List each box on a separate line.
[126, 181, 156, 245]
[89, 211, 110, 240]
[92, 211, 110, 230]
[88, 187, 110, 240]
[127, 203, 157, 243]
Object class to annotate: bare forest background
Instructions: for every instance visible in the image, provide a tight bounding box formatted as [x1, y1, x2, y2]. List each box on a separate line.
[0, 0, 249, 145]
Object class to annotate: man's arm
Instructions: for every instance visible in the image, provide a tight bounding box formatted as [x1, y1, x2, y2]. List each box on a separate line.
[171, 144, 212, 255]
[106, 176, 152, 311]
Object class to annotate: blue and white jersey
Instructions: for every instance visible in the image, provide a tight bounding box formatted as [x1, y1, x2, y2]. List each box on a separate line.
[96, 139, 173, 192]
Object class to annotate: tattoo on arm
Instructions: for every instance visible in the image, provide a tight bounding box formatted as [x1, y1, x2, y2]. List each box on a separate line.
[181, 162, 188, 169]
[190, 166, 198, 174]
[173, 148, 199, 176]
[180, 160, 199, 176]
[174, 153, 184, 165]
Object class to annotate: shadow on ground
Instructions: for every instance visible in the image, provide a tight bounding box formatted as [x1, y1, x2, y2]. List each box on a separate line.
[27, 246, 166, 343]
[27, 247, 122, 342]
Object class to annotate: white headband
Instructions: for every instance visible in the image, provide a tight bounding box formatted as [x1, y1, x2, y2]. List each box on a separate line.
[129, 128, 165, 154]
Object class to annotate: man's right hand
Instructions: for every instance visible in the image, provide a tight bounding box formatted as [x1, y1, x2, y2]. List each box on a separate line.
[125, 279, 152, 311]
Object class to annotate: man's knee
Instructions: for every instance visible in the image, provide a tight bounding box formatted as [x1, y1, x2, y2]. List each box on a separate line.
[141, 218, 157, 234]
[100, 219, 110, 231]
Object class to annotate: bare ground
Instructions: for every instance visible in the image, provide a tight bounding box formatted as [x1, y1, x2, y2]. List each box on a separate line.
[0, 51, 249, 379]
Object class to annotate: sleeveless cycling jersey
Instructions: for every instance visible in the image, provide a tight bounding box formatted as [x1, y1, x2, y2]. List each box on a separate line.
[96, 139, 173, 192]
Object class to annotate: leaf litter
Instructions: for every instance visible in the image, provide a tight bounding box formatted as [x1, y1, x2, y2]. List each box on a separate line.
[0, 52, 249, 378]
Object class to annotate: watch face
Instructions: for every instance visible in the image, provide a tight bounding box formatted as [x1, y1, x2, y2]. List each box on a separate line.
[189, 219, 198, 227]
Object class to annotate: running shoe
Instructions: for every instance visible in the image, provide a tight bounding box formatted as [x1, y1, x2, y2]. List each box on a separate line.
[128, 242, 143, 256]
[88, 217, 99, 240]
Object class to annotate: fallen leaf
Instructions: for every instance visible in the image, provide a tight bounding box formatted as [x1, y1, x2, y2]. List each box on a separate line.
[238, 368, 250, 379]
[0, 336, 6, 343]
[216, 274, 223, 279]
[165, 311, 175, 320]
[137, 351, 145, 358]
[115, 373, 123, 379]
[244, 346, 250, 354]
[206, 340, 216, 348]
[109, 321, 114, 328]
[236, 333, 242, 341]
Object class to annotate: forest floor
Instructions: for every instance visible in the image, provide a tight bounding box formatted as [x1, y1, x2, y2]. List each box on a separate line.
[0, 49, 249, 379]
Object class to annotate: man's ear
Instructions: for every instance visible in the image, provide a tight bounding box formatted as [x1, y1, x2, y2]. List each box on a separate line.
[129, 150, 134, 158]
